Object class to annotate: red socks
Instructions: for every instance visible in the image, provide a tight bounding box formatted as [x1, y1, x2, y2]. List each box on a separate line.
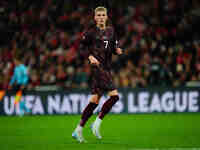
[99, 95, 119, 119]
[80, 95, 119, 127]
[80, 102, 98, 127]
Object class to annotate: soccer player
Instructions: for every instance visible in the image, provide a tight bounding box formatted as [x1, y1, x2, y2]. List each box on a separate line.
[72, 6, 123, 142]
[9, 56, 30, 116]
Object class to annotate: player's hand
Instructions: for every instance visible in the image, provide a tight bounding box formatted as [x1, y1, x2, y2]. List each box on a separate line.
[116, 48, 123, 55]
[88, 55, 100, 66]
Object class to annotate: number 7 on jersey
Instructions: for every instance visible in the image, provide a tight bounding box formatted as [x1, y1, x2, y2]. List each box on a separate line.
[104, 40, 108, 48]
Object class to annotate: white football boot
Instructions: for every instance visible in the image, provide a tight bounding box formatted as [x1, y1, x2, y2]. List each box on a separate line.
[72, 125, 85, 143]
[91, 117, 102, 139]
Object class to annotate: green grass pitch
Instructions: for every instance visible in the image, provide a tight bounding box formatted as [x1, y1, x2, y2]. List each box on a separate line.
[0, 113, 200, 150]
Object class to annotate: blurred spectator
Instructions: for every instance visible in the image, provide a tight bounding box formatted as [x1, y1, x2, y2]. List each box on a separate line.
[0, 0, 200, 90]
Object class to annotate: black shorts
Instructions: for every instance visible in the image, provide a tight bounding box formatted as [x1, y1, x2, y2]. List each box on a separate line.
[90, 67, 115, 95]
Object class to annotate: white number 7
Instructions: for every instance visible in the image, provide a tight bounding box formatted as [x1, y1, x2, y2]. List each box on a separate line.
[104, 40, 108, 48]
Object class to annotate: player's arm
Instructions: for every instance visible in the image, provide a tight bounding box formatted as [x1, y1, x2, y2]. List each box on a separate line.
[79, 29, 100, 66]
[112, 42, 123, 55]
[9, 68, 17, 87]
[79, 30, 91, 59]
[112, 30, 123, 55]
[21, 67, 29, 88]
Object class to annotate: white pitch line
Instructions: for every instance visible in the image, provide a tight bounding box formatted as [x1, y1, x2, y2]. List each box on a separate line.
[128, 148, 200, 150]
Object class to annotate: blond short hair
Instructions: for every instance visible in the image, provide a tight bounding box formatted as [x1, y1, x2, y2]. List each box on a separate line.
[95, 6, 107, 14]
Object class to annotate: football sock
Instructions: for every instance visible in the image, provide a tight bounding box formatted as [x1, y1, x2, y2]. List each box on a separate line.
[80, 102, 98, 127]
[93, 116, 102, 128]
[75, 124, 83, 132]
[99, 95, 119, 119]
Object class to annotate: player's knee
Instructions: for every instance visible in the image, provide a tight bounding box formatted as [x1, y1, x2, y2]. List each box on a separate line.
[90, 95, 101, 104]
[111, 95, 119, 102]
[90, 99, 99, 104]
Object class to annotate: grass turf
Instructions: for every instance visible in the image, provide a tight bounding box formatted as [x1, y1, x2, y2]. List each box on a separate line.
[0, 114, 200, 150]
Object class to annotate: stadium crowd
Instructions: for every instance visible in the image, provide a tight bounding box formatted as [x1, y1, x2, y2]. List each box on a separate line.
[0, 0, 200, 90]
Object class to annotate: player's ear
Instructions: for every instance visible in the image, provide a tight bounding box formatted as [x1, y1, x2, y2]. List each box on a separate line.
[105, 12, 108, 20]
[94, 14, 97, 22]
[105, 12, 108, 18]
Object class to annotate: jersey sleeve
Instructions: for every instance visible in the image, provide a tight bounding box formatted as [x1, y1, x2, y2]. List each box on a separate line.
[111, 30, 119, 55]
[9, 68, 17, 86]
[79, 30, 92, 59]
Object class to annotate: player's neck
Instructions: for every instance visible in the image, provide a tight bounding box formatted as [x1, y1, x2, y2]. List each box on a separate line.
[97, 24, 106, 30]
